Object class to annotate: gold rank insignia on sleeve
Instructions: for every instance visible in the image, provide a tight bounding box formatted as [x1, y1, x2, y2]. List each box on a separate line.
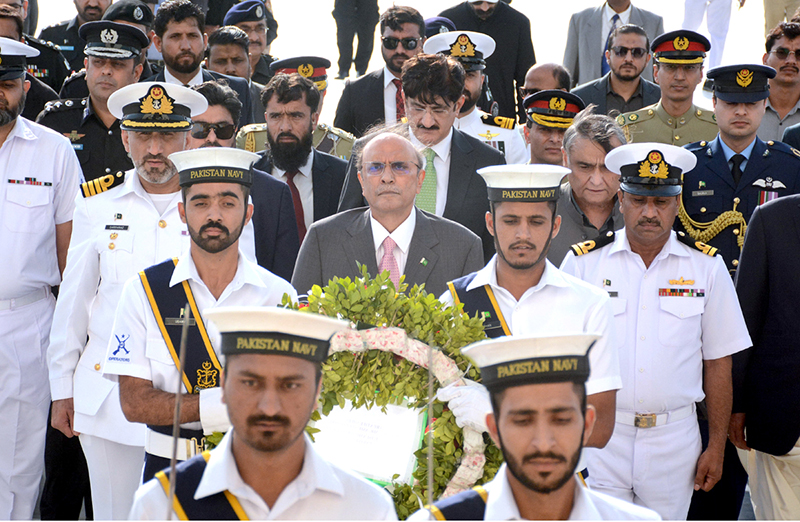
[481, 112, 515, 129]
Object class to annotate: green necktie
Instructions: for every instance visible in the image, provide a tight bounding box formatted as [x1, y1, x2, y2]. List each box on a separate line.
[417, 147, 438, 213]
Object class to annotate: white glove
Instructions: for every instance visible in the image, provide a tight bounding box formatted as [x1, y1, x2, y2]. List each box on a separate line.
[199, 387, 231, 435]
[436, 379, 491, 433]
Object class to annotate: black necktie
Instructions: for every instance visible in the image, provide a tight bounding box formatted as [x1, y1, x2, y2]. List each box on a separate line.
[731, 154, 745, 186]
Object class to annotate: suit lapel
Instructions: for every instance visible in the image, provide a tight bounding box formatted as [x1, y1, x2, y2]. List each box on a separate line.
[344, 211, 379, 277]
[404, 209, 440, 287]
[443, 130, 472, 220]
[737, 139, 768, 193]
[707, 138, 737, 190]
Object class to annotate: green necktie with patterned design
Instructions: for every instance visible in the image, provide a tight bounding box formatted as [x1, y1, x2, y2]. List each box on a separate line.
[417, 147, 438, 213]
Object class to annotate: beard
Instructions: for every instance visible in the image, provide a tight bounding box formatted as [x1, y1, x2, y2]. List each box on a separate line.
[164, 49, 204, 75]
[383, 50, 411, 75]
[494, 218, 555, 271]
[0, 89, 25, 127]
[241, 413, 306, 452]
[187, 217, 244, 254]
[503, 444, 582, 494]
[611, 63, 642, 82]
[134, 154, 178, 185]
[461, 88, 479, 114]
[267, 125, 314, 172]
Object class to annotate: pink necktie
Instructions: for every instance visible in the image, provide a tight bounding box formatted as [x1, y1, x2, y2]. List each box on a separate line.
[379, 236, 400, 287]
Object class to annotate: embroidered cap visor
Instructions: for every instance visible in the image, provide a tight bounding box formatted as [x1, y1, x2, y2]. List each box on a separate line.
[423, 31, 496, 71]
[0, 37, 39, 81]
[707, 64, 776, 103]
[524, 90, 586, 129]
[462, 334, 597, 392]
[108, 82, 208, 132]
[606, 142, 697, 197]
[478, 164, 569, 202]
[651, 30, 709, 64]
[80, 21, 149, 59]
[205, 307, 350, 363]
[169, 147, 259, 187]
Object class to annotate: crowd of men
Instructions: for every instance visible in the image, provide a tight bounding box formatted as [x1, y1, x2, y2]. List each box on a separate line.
[1, 0, 799, 519]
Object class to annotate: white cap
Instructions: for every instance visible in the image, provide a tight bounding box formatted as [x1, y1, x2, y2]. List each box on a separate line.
[478, 164, 570, 202]
[170, 148, 260, 187]
[462, 334, 599, 389]
[606, 142, 697, 197]
[108, 82, 208, 131]
[205, 307, 350, 362]
[424, 30, 496, 62]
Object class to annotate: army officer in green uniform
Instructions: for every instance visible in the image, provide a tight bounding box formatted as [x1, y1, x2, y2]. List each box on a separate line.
[617, 30, 717, 146]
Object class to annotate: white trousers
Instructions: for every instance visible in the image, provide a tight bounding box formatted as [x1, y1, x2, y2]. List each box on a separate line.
[585, 413, 701, 520]
[683, 0, 732, 69]
[80, 433, 145, 520]
[738, 434, 800, 520]
[0, 296, 53, 519]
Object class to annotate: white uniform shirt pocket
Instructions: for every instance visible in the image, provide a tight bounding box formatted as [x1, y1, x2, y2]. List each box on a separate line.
[3, 184, 51, 232]
[610, 297, 627, 348]
[98, 229, 135, 283]
[658, 296, 704, 346]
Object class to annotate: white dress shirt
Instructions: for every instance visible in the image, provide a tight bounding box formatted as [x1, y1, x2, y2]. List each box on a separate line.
[370, 208, 416, 275]
[409, 127, 453, 216]
[602, 2, 632, 49]
[409, 464, 661, 520]
[163, 67, 203, 86]
[0, 117, 80, 298]
[272, 151, 314, 231]
[383, 66, 402, 125]
[103, 250, 297, 433]
[560, 230, 752, 413]
[440, 258, 622, 396]
[129, 431, 398, 520]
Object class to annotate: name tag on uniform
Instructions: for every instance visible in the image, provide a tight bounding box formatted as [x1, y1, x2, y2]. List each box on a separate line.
[165, 317, 197, 326]
[105, 224, 128, 230]
[607, 291, 618, 297]
[692, 190, 714, 197]
[659, 288, 705, 297]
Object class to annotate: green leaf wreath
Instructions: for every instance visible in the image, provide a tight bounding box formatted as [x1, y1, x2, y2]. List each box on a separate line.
[283, 265, 503, 519]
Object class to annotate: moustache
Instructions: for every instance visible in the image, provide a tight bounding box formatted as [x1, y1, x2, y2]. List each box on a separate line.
[522, 451, 567, 464]
[142, 154, 168, 163]
[200, 222, 230, 235]
[247, 414, 290, 427]
[509, 240, 536, 250]
[637, 217, 661, 227]
[276, 132, 299, 141]
[415, 123, 440, 131]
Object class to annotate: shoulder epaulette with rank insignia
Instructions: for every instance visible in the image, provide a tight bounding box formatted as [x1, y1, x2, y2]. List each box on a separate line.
[570, 230, 615, 256]
[480, 112, 515, 130]
[676, 231, 718, 256]
[318, 122, 355, 141]
[695, 108, 717, 124]
[26, 35, 62, 52]
[235, 123, 268, 152]
[618, 107, 657, 127]
[684, 139, 709, 153]
[80, 171, 126, 198]
[761, 139, 800, 158]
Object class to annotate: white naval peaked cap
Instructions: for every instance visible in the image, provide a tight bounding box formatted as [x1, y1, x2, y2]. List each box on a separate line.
[107, 82, 208, 131]
[0, 37, 38, 81]
[478, 164, 570, 202]
[205, 307, 350, 362]
[462, 333, 599, 389]
[170, 147, 260, 187]
[423, 31, 496, 70]
[606, 142, 697, 197]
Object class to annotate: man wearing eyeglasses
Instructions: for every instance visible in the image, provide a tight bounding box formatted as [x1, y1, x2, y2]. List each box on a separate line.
[334, 6, 425, 138]
[617, 30, 717, 146]
[338, 53, 506, 263]
[572, 24, 660, 116]
[758, 22, 800, 142]
[187, 80, 299, 282]
[292, 132, 482, 296]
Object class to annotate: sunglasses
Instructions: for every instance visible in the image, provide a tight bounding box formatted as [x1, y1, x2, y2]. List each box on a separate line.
[381, 36, 420, 51]
[518, 87, 540, 99]
[610, 46, 648, 58]
[770, 47, 800, 60]
[190, 122, 236, 140]
[363, 161, 420, 176]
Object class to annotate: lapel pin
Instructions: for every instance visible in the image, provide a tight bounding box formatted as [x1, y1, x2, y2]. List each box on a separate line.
[420, 257, 428, 266]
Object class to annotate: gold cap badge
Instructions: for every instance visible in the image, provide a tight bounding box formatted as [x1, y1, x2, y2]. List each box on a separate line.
[736, 69, 753, 87]
[673, 36, 689, 51]
[549, 97, 566, 111]
[298, 63, 314, 77]
[139, 85, 174, 116]
[450, 34, 476, 58]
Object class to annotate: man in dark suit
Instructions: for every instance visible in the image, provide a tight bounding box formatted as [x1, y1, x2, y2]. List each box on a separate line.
[186, 80, 299, 281]
[731, 194, 800, 520]
[145, 0, 254, 128]
[563, 0, 663, 87]
[338, 53, 505, 263]
[253, 73, 347, 244]
[293, 132, 483, 296]
[333, 6, 425, 138]
[571, 24, 660, 116]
